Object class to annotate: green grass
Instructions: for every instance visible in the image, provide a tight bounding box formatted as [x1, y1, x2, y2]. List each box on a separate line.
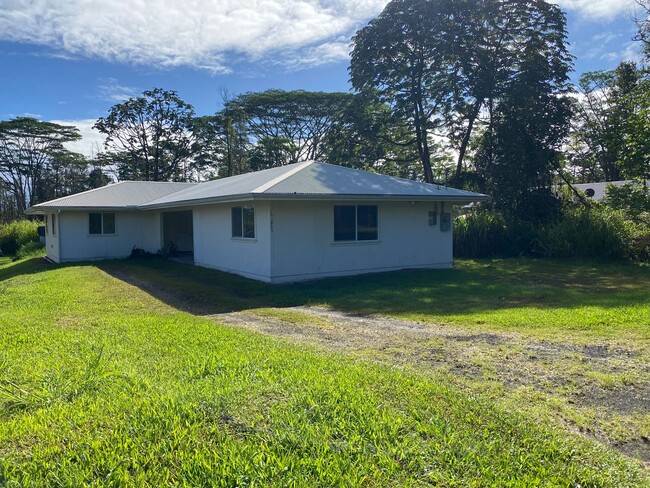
[95, 257, 650, 342]
[0, 257, 647, 486]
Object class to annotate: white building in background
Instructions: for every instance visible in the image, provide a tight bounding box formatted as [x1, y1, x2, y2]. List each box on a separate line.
[26, 161, 489, 283]
[571, 181, 633, 202]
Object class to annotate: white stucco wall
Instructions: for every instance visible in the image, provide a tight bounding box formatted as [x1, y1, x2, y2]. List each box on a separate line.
[58, 211, 161, 262]
[192, 201, 272, 282]
[268, 200, 453, 283]
[47, 199, 454, 283]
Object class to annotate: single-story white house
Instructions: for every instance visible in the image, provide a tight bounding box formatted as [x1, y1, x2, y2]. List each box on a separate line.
[26, 161, 489, 283]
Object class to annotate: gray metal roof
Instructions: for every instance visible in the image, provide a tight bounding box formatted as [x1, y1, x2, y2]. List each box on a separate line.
[141, 161, 489, 209]
[25, 181, 196, 214]
[26, 162, 489, 214]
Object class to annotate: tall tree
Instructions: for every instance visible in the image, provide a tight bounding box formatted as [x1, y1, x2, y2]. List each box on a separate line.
[0, 117, 81, 212]
[193, 109, 250, 179]
[349, 0, 572, 183]
[634, 0, 650, 60]
[323, 94, 425, 179]
[569, 62, 642, 182]
[94, 88, 197, 181]
[38, 151, 91, 203]
[474, 38, 573, 221]
[226, 90, 354, 166]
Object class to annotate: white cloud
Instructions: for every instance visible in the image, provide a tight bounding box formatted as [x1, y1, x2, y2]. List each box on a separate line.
[556, 0, 635, 19]
[0, 0, 636, 73]
[592, 31, 622, 44]
[96, 78, 138, 102]
[49, 119, 105, 157]
[282, 39, 351, 70]
[601, 41, 640, 62]
[0, 0, 389, 72]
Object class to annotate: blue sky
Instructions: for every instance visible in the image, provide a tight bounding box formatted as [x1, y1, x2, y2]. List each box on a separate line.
[0, 0, 643, 155]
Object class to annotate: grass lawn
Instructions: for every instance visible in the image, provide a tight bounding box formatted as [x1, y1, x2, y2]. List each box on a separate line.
[0, 257, 648, 486]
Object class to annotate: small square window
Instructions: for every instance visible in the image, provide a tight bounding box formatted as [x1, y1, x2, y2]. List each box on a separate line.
[89, 212, 115, 235]
[334, 205, 378, 242]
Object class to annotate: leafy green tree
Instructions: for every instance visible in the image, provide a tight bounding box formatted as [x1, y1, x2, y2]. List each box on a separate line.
[474, 38, 573, 222]
[248, 136, 297, 172]
[322, 94, 424, 179]
[570, 62, 642, 182]
[94, 88, 197, 181]
[634, 0, 650, 60]
[623, 84, 650, 181]
[605, 75, 650, 222]
[0, 181, 20, 223]
[226, 90, 354, 166]
[193, 110, 250, 179]
[38, 151, 90, 202]
[349, 0, 571, 183]
[0, 117, 81, 212]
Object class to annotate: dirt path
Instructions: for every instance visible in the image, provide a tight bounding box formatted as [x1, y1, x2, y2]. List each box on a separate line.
[213, 306, 650, 468]
[103, 266, 649, 468]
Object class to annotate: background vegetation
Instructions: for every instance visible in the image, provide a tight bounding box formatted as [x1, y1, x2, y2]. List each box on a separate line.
[1, 0, 647, 262]
[0, 220, 42, 257]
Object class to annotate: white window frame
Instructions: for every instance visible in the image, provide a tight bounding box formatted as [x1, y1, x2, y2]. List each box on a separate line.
[88, 212, 116, 236]
[333, 204, 379, 242]
[231, 206, 255, 239]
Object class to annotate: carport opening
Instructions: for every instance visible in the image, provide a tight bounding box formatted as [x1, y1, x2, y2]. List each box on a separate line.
[162, 210, 193, 258]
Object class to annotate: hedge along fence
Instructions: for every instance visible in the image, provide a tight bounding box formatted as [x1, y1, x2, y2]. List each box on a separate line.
[0, 220, 41, 256]
[454, 207, 650, 261]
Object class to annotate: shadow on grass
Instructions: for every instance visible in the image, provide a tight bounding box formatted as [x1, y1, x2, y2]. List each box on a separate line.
[94, 257, 650, 319]
[0, 257, 53, 282]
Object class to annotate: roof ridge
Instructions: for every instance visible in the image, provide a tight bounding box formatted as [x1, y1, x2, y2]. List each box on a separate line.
[252, 160, 314, 194]
[118, 180, 197, 185]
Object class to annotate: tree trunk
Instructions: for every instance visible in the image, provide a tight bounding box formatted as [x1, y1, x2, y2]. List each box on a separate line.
[454, 100, 482, 179]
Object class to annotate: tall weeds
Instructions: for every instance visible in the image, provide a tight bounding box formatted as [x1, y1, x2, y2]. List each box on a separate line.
[0, 220, 40, 255]
[454, 206, 648, 261]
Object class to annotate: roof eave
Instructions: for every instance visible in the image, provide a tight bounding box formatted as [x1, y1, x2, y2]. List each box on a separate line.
[140, 192, 490, 209]
[24, 206, 142, 215]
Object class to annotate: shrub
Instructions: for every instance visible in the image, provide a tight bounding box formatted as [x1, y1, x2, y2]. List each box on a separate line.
[606, 182, 650, 223]
[534, 207, 629, 259]
[454, 206, 646, 261]
[454, 210, 515, 257]
[16, 241, 45, 259]
[0, 220, 40, 255]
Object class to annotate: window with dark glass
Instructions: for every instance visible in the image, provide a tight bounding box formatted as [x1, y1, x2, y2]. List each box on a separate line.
[357, 205, 378, 240]
[334, 206, 355, 241]
[89, 213, 116, 235]
[52, 214, 56, 236]
[232, 206, 255, 239]
[334, 205, 378, 241]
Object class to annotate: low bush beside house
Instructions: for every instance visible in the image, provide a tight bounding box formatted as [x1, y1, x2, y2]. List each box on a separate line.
[0, 220, 40, 256]
[15, 240, 45, 259]
[454, 206, 649, 261]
